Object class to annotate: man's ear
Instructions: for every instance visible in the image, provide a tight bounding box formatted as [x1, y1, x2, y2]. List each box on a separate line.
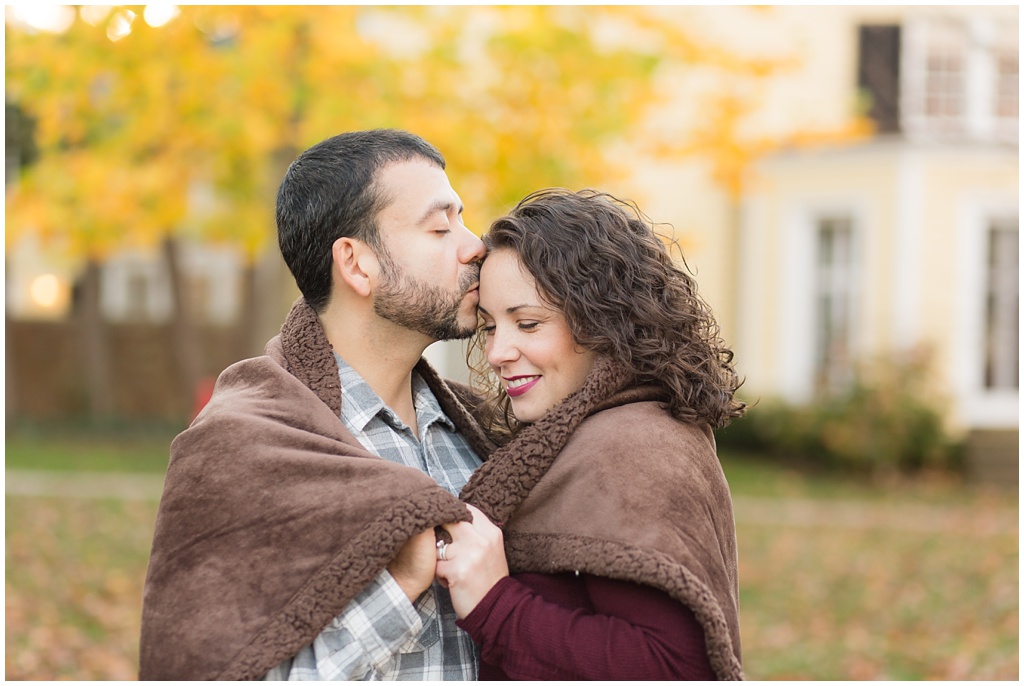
[332, 237, 378, 298]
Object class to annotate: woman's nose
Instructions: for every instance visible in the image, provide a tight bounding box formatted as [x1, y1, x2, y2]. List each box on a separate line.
[486, 328, 518, 368]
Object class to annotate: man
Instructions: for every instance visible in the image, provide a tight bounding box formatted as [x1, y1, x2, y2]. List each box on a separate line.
[140, 130, 497, 680]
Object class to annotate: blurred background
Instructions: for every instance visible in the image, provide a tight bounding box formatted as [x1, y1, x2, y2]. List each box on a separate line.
[5, 4, 1017, 680]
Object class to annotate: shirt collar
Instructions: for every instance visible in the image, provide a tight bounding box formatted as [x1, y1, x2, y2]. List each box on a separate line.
[335, 352, 455, 436]
[412, 370, 456, 434]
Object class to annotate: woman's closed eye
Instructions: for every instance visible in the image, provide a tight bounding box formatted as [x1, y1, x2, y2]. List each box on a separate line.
[479, 318, 541, 335]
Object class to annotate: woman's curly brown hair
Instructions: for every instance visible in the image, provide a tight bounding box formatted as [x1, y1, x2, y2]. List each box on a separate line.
[468, 188, 745, 435]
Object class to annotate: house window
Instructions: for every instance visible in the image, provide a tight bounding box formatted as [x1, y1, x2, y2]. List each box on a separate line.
[984, 218, 1018, 390]
[101, 252, 173, 323]
[902, 15, 1018, 143]
[814, 216, 856, 393]
[924, 49, 964, 121]
[857, 25, 901, 134]
[994, 51, 1018, 119]
[917, 19, 968, 137]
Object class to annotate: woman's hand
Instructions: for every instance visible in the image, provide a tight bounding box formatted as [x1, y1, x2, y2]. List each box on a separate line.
[435, 504, 509, 618]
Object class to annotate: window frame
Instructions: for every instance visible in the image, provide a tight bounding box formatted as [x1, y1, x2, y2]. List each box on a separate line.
[952, 194, 1019, 428]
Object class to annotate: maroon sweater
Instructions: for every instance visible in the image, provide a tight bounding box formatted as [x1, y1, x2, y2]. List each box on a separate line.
[458, 572, 716, 680]
[460, 359, 743, 679]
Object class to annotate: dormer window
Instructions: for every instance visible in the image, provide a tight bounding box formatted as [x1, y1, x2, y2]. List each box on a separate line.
[859, 15, 1018, 144]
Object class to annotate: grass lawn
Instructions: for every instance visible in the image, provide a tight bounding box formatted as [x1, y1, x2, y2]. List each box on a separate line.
[5, 421, 179, 474]
[4, 431, 1019, 679]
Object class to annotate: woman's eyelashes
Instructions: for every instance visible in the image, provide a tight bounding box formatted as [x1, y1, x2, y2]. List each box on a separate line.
[479, 320, 541, 336]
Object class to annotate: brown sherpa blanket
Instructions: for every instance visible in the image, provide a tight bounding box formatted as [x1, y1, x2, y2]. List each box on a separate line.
[139, 299, 495, 680]
[461, 356, 744, 680]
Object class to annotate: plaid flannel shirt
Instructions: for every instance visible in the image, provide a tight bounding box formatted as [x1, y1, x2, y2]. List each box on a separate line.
[263, 355, 482, 681]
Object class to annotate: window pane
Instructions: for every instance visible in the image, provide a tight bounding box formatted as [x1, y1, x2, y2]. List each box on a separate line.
[995, 52, 1018, 119]
[925, 50, 963, 119]
[984, 220, 1019, 389]
[814, 216, 855, 393]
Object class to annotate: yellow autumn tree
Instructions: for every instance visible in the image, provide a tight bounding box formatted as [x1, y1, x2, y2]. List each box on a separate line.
[6, 5, 812, 418]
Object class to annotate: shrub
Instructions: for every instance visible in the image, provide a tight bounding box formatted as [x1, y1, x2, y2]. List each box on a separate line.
[718, 350, 964, 475]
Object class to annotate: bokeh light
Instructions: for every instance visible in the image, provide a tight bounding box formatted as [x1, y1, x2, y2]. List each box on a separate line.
[143, 5, 180, 29]
[80, 5, 112, 27]
[106, 9, 136, 42]
[28, 273, 65, 310]
[7, 4, 75, 33]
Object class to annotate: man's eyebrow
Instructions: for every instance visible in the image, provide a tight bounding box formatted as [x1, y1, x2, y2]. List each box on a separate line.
[416, 199, 463, 226]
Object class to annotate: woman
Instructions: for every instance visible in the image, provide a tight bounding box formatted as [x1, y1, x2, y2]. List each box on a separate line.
[435, 188, 746, 680]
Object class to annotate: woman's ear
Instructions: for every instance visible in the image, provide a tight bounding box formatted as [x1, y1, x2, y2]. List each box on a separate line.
[332, 237, 378, 298]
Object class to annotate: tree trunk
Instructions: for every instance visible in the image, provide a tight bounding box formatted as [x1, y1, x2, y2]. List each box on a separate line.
[163, 235, 204, 418]
[233, 260, 260, 362]
[79, 258, 115, 418]
[5, 260, 18, 418]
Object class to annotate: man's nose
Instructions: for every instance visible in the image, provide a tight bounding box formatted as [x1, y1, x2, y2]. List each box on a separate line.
[459, 227, 486, 264]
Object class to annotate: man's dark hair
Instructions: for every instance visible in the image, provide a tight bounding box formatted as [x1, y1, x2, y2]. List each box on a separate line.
[276, 129, 446, 311]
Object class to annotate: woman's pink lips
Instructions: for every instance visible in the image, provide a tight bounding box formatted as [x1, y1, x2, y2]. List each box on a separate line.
[505, 376, 540, 398]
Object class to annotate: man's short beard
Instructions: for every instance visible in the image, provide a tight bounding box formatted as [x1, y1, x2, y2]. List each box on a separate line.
[373, 246, 479, 341]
